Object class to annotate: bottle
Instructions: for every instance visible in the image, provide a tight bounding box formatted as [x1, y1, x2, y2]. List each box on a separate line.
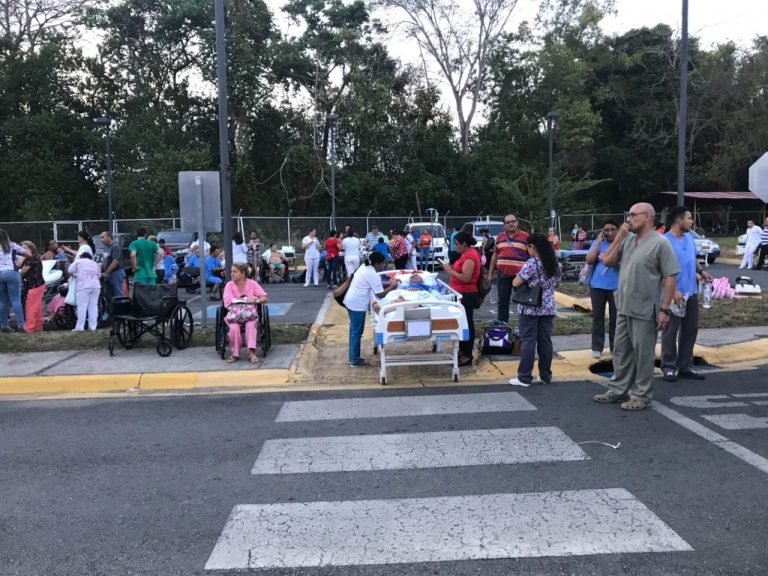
[702, 280, 712, 309]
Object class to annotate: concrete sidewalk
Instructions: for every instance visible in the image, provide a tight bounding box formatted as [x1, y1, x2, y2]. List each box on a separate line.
[3, 287, 768, 397]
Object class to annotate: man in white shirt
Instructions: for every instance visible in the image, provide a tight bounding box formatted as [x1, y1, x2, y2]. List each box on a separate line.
[343, 251, 400, 367]
[740, 220, 762, 269]
[342, 228, 362, 277]
[302, 228, 321, 287]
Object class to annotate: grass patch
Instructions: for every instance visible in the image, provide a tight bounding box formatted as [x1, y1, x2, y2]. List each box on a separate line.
[0, 323, 311, 354]
[556, 283, 590, 298]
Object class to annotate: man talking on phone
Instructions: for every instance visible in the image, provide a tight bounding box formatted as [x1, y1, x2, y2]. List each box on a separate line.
[593, 202, 679, 411]
[487, 213, 529, 324]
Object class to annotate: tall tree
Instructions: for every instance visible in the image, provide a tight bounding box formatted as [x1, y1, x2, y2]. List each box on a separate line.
[379, 0, 519, 155]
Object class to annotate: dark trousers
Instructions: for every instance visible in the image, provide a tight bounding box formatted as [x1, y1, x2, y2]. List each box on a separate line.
[394, 255, 409, 269]
[755, 244, 768, 270]
[517, 313, 555, 384]
[496, 275, 515, 323]
[589, 287, 616, 353]
[326, 258, 338, 286]
[459, 292, 478, 358]
[661, 294, 700, 373]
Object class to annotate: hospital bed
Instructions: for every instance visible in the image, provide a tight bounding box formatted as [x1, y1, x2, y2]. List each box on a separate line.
[369, 272, 469, 385]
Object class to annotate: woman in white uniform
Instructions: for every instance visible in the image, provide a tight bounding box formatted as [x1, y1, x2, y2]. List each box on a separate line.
[342, 228, 362, 277]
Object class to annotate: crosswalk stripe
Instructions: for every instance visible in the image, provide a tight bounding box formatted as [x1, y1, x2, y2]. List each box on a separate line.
[251, 427, 588, 474]
[275, 392, 537, 422]
[204, 488, 693, 570]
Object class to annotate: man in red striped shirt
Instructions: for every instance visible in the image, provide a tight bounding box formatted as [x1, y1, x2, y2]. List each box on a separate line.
[487, 213, 529, 324]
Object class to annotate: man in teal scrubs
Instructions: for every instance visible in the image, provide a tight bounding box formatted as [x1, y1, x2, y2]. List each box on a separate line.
[129, 228, 160, 285]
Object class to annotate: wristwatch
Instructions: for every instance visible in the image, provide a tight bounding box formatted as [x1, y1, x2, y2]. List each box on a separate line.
[659, 308, 671, 316]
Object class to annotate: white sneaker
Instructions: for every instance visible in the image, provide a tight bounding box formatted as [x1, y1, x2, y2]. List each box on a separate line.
[591, 350, 602, 359]
[609, 374, 617, 381]
[531, 376, 544, 384]
[508, 378, 531, 387]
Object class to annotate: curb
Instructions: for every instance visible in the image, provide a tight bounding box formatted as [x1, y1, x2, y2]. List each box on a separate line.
[0, 369, 291, 396]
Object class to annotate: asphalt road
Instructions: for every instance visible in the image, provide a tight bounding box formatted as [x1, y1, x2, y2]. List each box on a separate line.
[2, 370, 767, 576]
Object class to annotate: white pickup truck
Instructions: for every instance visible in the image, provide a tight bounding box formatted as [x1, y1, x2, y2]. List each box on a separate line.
[407, 222, 448, 266]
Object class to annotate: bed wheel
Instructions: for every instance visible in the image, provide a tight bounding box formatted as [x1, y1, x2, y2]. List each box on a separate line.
[373, 345, 378, 355]
[452, 373, 459, 383]
[380, 376, 387, 386]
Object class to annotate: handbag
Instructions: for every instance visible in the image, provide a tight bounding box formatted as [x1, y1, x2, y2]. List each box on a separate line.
[333, 263, 363, 308]
[578, 263, 593, 287]
[225, 302, 259, 323]
[65, 276, 77, 306]
[512, 259, 543, 307]
[474, 270, 492, 309]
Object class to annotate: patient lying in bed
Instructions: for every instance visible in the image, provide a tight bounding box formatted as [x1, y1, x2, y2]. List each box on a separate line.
[372, 272, 453, 313]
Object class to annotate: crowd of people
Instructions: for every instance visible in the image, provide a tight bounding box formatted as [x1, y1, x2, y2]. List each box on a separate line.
[0, 207, 751, 401]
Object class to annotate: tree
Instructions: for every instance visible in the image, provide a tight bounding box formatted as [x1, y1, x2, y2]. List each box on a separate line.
[380, 0, 519, 155]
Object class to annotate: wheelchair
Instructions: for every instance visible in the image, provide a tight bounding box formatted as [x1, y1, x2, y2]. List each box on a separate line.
[108, 284, 194, 357]
[214, 301, 271, 360]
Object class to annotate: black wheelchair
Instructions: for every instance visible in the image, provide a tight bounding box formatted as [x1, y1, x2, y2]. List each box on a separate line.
[214, 302, 271, 360]
[108, 284, 194, 357]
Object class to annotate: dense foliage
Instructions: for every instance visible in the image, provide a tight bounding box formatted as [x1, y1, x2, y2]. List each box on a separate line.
[1, 0, 767, 222]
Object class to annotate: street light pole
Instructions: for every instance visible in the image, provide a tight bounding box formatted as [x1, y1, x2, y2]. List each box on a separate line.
[326, 113, 338, 230]
[677, 0, 689, 207]
[94, 116, 113, 233]
[546, 111, 560, 228]
[215, 0, 233, 280]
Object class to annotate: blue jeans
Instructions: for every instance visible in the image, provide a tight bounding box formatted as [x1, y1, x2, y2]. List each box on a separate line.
[419, 248, 431, 269]
[347, 309, 367, 364]
[0, 269, 25, 329]
[105, 268, 125, 310]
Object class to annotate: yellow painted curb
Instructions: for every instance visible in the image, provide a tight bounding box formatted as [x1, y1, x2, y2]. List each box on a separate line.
[0, 369, 291, 396]
[0, 374, 141, 395]
[554, 291, 593, 313]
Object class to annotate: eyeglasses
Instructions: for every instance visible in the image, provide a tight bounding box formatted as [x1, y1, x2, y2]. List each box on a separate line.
[504, 220, 517, 224]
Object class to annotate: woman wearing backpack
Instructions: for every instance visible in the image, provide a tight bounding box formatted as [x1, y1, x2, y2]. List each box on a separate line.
[441, 232, 481, 367]
[509, 233, 561, 386]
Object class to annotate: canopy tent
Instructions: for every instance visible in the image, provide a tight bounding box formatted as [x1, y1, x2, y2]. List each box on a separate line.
[655, 191, 765, 234]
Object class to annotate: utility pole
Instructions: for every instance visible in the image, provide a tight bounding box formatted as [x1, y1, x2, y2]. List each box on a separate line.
[546, 111, 560, 228]
[326, 113, 338, 230]
[677, 0, 689, 207]
[215, 0, 233, 280]
[94, 116, 113, 233]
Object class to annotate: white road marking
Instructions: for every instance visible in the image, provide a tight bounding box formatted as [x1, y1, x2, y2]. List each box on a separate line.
[275, 392, 537, 422]
[204, 489, 692, 570]
[653, 402, 768, 475]
[701, 413, 768, 430]
[251, 427, 588, 474]
[670, 395, 748, 409]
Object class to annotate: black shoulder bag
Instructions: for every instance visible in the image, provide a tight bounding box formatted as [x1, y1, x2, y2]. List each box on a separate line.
[512, 259, 543, 307]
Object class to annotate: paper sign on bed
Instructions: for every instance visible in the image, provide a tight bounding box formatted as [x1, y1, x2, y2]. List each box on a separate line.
[404, 308, 432, 339]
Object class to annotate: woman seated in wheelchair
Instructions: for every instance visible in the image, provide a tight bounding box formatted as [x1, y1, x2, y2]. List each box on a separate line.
[223, 262, 268, 364]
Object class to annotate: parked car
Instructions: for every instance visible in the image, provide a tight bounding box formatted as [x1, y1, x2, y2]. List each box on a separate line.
[406, 222, 448, 263]
[157, 229, 194, 256]
[689, 230, 720, 263]
[465, 220, 505, 246]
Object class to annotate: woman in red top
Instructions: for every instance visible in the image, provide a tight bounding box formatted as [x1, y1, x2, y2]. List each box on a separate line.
[389, 231, 409, 269]
[324, 230, 342, 289]
[442, 232, 481, 366]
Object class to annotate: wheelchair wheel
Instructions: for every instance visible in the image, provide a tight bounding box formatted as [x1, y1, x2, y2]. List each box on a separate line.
[96, 293, 110, 328]
[156, 337, 173, 357]
[171, 305, 194, 349]
[215, 307, 227, 360]
[259, 304, 271, 357]
[115, 320, 137, 349]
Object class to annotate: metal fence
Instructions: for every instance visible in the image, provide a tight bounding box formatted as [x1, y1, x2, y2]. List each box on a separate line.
[3, 209, 763, 251]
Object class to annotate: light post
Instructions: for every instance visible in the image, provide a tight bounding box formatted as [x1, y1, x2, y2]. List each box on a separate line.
[677, 0, 689, 207]
[546, 111, 560, 228]
[214, 0, 233, 280]
[326, 113, 338, 230]
[94, 116, 113, 233]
